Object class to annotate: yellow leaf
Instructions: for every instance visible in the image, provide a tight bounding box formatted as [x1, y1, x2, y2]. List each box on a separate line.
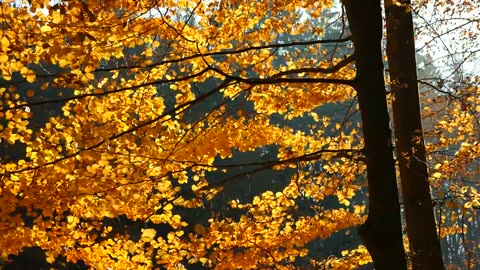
[472, 200, 480, 208]
[1, 37, 10, 48]
[84, 65, 95, 73]
[141, 228, 157, 242]
[52, 13, 62, 24]
[26, 90, 35, 97]
[194, 224, 206, 235]
[85, 72, 95, 80]
[354, 205, 365, 214]
[58, 59, 69, 68]
[164, 203, 173, 211]
[25, 73, 36, 83]
[149, 214, 164, 224]
[40, 25, 52, 32]
[67, 215, 78, 223]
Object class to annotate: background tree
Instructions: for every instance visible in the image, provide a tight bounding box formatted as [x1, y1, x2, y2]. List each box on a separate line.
[412, 0, 479, 268]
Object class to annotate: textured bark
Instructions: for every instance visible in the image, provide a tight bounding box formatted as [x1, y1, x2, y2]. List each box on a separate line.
[343, 1, 407, 269]
[384, 1, 445, 269]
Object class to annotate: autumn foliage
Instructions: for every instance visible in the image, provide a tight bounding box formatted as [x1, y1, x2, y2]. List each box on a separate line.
[0, 0, 479, 269]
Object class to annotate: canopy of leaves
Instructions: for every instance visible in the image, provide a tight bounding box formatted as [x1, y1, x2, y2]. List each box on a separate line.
[0, 0, 366, 269]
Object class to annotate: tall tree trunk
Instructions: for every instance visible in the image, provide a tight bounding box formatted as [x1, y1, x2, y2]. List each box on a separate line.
[384, 1, 445, 269]
[343, 1, 407, 269]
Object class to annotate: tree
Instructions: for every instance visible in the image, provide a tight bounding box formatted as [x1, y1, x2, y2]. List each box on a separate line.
[384, 0, 444, 269]
[343, 1, 406, 269]
[410, 1, 479, 268]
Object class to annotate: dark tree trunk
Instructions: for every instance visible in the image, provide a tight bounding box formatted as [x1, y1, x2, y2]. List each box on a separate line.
[384, 1, 445, 269]
[343, 1, 407, 269]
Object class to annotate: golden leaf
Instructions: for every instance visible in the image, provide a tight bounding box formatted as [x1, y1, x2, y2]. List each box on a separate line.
[40, 25, 52, 33]
[141, 228, 157, 242]
[193, 224, 206, 235]
[26, 90, 35, 97]
[1, 37, 10, 48]
[46, 256, 56, 264]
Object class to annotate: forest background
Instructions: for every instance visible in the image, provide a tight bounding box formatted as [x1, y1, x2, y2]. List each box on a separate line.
[0, 0, 479, 269]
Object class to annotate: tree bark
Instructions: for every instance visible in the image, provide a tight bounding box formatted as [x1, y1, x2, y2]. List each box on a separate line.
[343, 1, 407, 269]
[384, 1, 445, 269]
